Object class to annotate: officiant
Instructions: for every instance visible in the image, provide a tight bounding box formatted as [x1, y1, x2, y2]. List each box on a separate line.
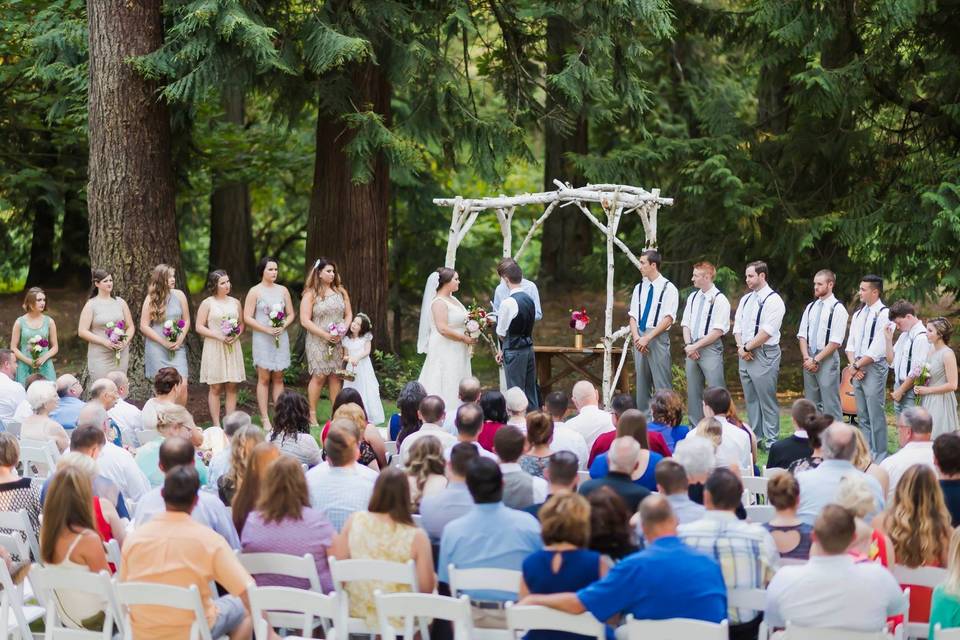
[491, 257, 543, 321]
[494, 260, 540, 410]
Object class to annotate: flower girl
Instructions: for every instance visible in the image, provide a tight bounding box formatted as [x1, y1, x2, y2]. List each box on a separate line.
[341, 313, 385, 425]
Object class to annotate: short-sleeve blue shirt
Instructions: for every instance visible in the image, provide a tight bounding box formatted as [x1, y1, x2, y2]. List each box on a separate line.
[576, 536, 726, 623]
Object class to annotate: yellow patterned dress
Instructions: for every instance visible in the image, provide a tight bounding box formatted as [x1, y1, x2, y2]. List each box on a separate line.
[345, 511, 418, 629]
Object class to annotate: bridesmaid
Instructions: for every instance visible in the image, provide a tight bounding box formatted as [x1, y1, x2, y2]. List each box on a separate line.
[139, 264, 190, 380]
[243, 256, 295, 428]
[196, 270, 246, 427]
[77, 269, 135, 381]
[300, 257, 352, 427]
[10, 287, 58, 383]
[916, 317, 959, 437]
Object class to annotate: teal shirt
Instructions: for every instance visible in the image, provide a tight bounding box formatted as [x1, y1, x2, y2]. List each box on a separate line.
[930, 585, 960, 639]
[135, 438, 209, 488]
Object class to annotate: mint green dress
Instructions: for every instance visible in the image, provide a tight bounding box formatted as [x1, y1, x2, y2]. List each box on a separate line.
[15, 315, 55, 383]
[929, 585, 960, 639]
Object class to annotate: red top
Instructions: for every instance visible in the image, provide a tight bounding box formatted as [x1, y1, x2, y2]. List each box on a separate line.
[93, 498, 113, 542]
[477, 421, 505, 452]
[588, 429, 671, 467]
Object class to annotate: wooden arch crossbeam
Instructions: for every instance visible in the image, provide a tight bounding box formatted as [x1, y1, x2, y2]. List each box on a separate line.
[432, 181, 674, 404]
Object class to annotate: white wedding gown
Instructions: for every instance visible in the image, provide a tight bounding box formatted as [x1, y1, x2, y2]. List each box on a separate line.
[418, 296, 472, 412]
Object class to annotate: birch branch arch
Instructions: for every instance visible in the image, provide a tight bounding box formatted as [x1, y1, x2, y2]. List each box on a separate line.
[433, 181, 674, 405]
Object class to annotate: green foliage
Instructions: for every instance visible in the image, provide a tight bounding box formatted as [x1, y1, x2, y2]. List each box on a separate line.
[372, 349, 420, 400]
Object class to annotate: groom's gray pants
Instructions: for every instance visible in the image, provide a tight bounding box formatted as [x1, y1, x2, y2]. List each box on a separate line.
[504, 346, 538, 411]
[634, 331, 672, 415]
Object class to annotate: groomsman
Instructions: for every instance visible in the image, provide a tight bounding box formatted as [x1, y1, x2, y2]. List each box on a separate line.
[495, 261, 539, 410]
[628, 250, 679, 414]
[681, 261, 730, 424]
[797, 270, 848, 419]
[733, 261, 786, 449]
[845, 275, 890, 461]
[888, 300, 929, 418]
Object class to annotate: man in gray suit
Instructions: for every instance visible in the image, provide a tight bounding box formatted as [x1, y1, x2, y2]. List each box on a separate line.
[797, 269, 848, 420]
[681, 261, 730, 425]
[629, 250, 679, 414]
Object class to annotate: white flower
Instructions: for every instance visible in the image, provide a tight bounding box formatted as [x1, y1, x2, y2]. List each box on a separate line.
[466, 319, 480, 333]
[163, 320, 173, 328]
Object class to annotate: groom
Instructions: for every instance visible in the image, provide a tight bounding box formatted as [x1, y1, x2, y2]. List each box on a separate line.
[495, 261, 540, 410]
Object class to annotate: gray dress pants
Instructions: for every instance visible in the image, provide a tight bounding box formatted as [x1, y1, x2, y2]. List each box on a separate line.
[633, 331, 672, 414]
[853, 360, 890, 460]
[686, 341, 725, 425]
[738, 344, 781, 448]
[503, 345, 538, 411]
[802, 351, 842, 420]
[892, 383, 916, 419]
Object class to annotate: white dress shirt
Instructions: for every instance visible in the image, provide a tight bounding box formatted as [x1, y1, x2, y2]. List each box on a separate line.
[846, 300, 889, 362]
[628, 275, 679, 329]
[879, 440, 936, 503]
[680, 286, 730, 339]
[893, 320, 930, 382]
[97, 441, 151, 503]
[0, 373, 26, 422]
[443, 440, 499, 462]
[108, 398, 143, 436]
[13, 399, 32, 421]
[796, 294, 848, 353]
[796, 460, 885, 525]
[564, 405, 615, 451]
[765, 554, 907, 631]
[306, 459, 380, 482]
[716, 416, 753, 472]
[495, 293, 529, 338]
[499, 462, 548, 502]
[399, 423, 458, 464]
[733, 285, 785, 346]
[493, 279, 542, 321]
[550, 423, 589, 470]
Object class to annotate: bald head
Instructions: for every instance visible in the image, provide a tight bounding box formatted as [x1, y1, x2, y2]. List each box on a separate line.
[106, 371, 130, 397]
[159, 436, 195, 471]
[822, 422, 857, 461]
[609, 436, 640, 473]
[640, 494, 677, 540]
[77, 402, 109, 433]
[56, 374, 81, 398]
[458, 377, 481, 403]
[572, 381, 598, 409]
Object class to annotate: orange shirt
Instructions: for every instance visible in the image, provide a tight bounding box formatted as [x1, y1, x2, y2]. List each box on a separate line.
[119, 511, 253, 639]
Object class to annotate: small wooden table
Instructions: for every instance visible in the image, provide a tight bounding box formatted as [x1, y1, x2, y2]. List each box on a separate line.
[534, 345, 632, 397]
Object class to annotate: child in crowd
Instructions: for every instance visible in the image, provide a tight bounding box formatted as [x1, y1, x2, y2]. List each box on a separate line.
[342, 313, 385, 425]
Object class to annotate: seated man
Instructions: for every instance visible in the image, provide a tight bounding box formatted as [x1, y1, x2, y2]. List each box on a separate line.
[766, 399, 816, 470]
[307, 419, 375, 532]
[120, 465, 261, 639]
[519, 494, 727, 637]
[655, 458, 705, 524]
[544, 390, 589, 468]
[106, 371, 144, 439]
[579, 437, 651, 512]
[400, 395, 457, 464]
[494, 425, 547, 510]
[0, 349, 25, 423]
[765, 504, 906, 632]
[565, 381, 615, 451]
[525, 451, 579, 518]
[49, 374, 84, 430]
[880, 405, 935, 502]
[935, 433, 960, 527]
[78, 402, 151, 505]
[443, 377, 481, 435]
[420, 442, 478, 544]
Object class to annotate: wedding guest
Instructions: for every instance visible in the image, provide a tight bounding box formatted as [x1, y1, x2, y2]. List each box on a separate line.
[54, 452, 125, 547]
[21, 380, 69, 452]
[231, 441, 280, 537]
[787, 413, 833, 474]
[525, 451, 580, 519]
[308, 420, 375, 531]
[767, 399, 817, 470]
[78, 403, 150, 505]
[544, 391, 589, 468]
[391, 381, 427, 442]
[916, 317, 959, 436]
[135, 404, 208, 488]
[269, 390, 322, 467]
[477, 389, 508, 452]
[301, 257, 353, 426]
[243, 256, 295, 428]
[836, 473, 894, 566]
[331, 402, 384, 471]
[0, 349, 26, 423]
[10, 287, 57, 383]
[196, 270, 245, 428]
[49, 425, 129, 520]
[217, 424, 264, 505]
[139, 263, 190, 380]
[880, 406, 935, 502]
[929, 529, 960, 637]
[405, 435, 447, 511]
[701, 387, 751, 473]
[935, 433, 960, 526]
[240, 455, 335, 591]
[587, 486, 638, 561]
[851, 427, 890, 499]
[496, 425, 548, 509]
[654, 458, 705, 525]
[207, 412, 253, 490]
[588, 409, 663, 491]
[0, 433, 41, 558]
[11, 373, 41, 422]
[78, 269, 135, 380]
[447, 402, 499, 461]
[674, 435, 716, 506]
[590, 394, 670, 461]
[505, 386, 529, 432]
[442, 376, 481, 435]
[519, 411, 554, 478]
[579, 437, 651, 511]
[105, 372, 143, 438]
[88, 378, 125, 446]
[763, 472, 812, 560]
[420, 442, 479, 543]
[647, 390, 690, 453]
[565, 381, 614, 451]
[399, 395, 456, 465]
[141, 367, 187, 431]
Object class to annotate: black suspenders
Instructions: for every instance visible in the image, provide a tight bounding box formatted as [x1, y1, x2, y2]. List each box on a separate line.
[652, 281, 669, 326]
[807, 300, 842, 348]
[754, 291, 777, 337]
[703, 294, 717, 338]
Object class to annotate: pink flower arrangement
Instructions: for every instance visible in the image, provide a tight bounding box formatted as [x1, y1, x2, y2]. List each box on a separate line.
[27, 335, 49, 370]
[268, 303, 286, 348]
[104, 320, 126, 364]
[326, 322, 347, 357]
[162, 318, 186, 357]
[569, 307, 590, 332]
[221, 315, 241, 352]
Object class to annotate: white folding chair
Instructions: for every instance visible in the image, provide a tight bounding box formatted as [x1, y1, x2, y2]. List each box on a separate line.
[328, 556, 425, 637]
[745, 505, 776, 524]
[782, 621, 888, 640]
[249, 584, 342, 640]
[114, 581, 225, 640]
[4, 420, 21, 438]
[375, 591, 473, 640]
[29, 566, 123, 639]
[741, 475, 769, 506]
[385, 441, 398, 456]
[933, 623, 960, 639]
[238, 552, 323, 630]
[18, 438, 59, 479]
[135, 429, 161, 445]
[0, 534, 43, 640]
[506, 604, 605, 640]
[893, 565, 947, 640]
[0, 509, 40, 561]
[104, 539, 122, 571]
[622, 616, 729, 640]
[412, 514, 423, 529]
[578, 470, 591, 484]
[448, 566, 521, 640]
[728, 589, 768, 640]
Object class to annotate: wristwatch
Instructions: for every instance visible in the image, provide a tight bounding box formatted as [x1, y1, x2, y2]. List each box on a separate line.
[852, 362, 861, 371]
[743, 345, 751, 353]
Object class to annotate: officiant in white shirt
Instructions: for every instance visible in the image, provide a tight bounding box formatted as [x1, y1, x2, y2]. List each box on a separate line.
[491, 257, 542, 322]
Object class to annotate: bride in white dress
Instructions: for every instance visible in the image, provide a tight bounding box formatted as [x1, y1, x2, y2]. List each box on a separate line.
[417, 267, 476, 412]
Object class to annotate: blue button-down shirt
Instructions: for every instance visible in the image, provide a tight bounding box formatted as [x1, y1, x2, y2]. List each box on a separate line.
[50, 396, 84, 430]
[438, 502, 542, 600]
[577, 536, 726, 624]
[796, 459, 884, 525]
[493, 279, 543, 321]
[419, 481, 473, 544]
[133, 486, 241, 549]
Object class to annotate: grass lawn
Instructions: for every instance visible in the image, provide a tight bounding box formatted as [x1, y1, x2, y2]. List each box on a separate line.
[754, 411, 899, 469]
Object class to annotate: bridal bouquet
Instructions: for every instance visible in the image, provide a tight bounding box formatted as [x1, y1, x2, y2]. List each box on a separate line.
[162, 318, 186, 357]
[466, 302, 499, 360]
[268, 303, 286, 348]
[221, 316, 241, 352]
[569, 307, 591, 332]
[104, 320, 126, 364]
[326, 322, 346, 357]
[27, 335, 49, 370]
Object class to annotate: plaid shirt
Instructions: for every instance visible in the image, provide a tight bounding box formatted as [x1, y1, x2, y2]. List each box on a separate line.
[678, 511, 779, 623]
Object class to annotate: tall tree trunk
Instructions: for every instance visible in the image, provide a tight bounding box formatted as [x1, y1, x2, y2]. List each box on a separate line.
[87, 0, 180, 401]
[306, 61, 390, 349]
[56, 178, 89, 286]
[539, 16, 592, 288]
[209, 85, 255, 287]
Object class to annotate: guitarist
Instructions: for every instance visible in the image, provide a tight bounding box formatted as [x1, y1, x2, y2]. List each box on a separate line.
[885, 300, 930, 419]
[845, 275, 891, 461]
[797, 269, 848, 419]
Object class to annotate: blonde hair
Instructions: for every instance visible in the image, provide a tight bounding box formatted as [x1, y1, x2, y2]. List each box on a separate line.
[885, 465, 952, 567]
[944, 529, 960, 596]
[225, 425, 265, 495]
[147, 263, 175, 323]
[56, 451, 97, 478]
[694, 417, 723, 449]
[405, 435, 445, 509]
[850, 428, 873, 470]
[835, 474, 876, 518]
[332, 403, 366, 438]
[156, 404, 196, 434]
[540, 493, 591, 547]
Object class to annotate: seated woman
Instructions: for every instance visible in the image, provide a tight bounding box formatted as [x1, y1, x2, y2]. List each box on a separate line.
[55, 452, 124, 547]
[0, 433, 41, 561]
[405, 435, 447, 511]
[519, 411, 554, 479]
[519, 493, 608, 640]
[269, 391, 322, 467]
[240, 455, 335, 592]
[763, 472, 812, 560]
[134, 404, 207, 488]
[477, 390, 508, 452]
[787, 414, 832, 474]
[20, 380, 69, 453]
[836, 473, 895, 567]
[231, 441, 280, 537]
[929, 529, 960, 637]
[321, 388, 387, 468]
[141, 366, 188, 430]
[391, 381, 427, 443]
[217, 424, 264, 506]
[332, 467, 435, 630]
[588, 410, 663, 492]
[852, 428, 890, 500]
[647, 390, 690, 453]
[39, 466, 112, 630]
[586, 487, 637, 562]
[330, 403, 382, 471]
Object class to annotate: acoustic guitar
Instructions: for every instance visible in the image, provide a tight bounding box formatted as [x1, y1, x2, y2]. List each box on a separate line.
[839, 365, 858, 417]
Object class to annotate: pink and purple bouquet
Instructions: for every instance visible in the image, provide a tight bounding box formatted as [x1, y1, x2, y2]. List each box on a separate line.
[27, 334, 49, 370]
[326, 322, 346, 357]
[465, 301, 498, 358]
[268, 303, 286, 348]
[104, 320, 126, 364]
[162, 318, 186, 357]
[221, 315, 241, 351]
[569, 307, 590, 332]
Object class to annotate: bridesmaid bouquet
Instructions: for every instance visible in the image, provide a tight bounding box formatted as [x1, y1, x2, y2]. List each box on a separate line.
[162, 319, 186, 357]
[27, 335, 49, 371]
[268, 303, 286, 348]
[104, 321, 127, 364]
[326, 322, 346, 358]
[911, 363, 931, 403]
[221, 316, 241, 352]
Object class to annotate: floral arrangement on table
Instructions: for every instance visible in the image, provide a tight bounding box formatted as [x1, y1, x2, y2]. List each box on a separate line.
[104, 320, 126, 364]
[466, 302, 499, 359]
[569, 307, 591, 349]
[27, 335, 49, 371]
[268, 303, 286, 348]
[326, 322, 347, 357]
[162, 318, 186, 357]
[911, 363, 931, 404]
[221, 316, 241, 352]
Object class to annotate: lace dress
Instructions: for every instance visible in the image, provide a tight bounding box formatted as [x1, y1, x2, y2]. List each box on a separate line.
[251, 285, 291, 371]
[144, 294, 189, 379]
[417, 296, 472, 411]
[15, 315, 55, 383]
[199, 297, 245, 384]
[922, 347, 960, 437]
[305, 291, 346, 376]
